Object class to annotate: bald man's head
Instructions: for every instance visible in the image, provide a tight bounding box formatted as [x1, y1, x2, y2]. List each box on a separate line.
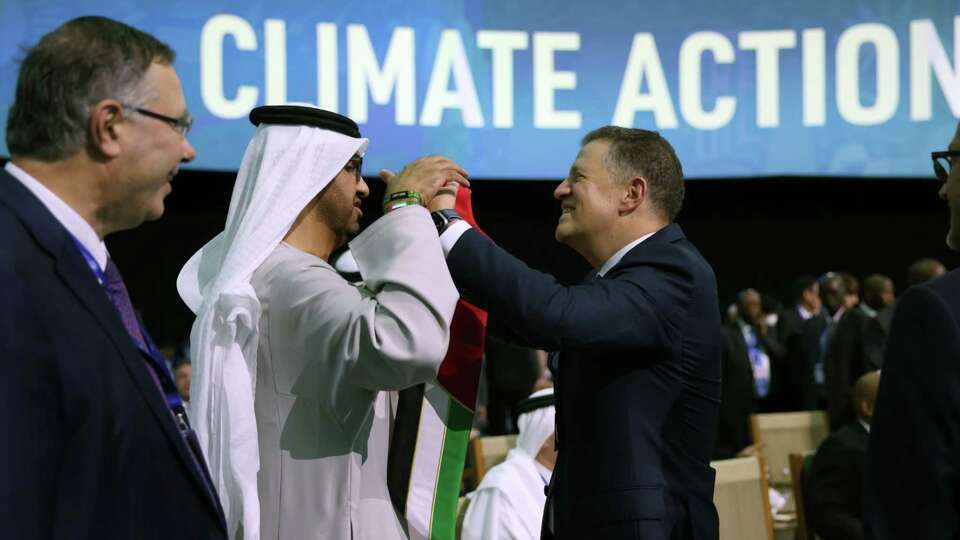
[907, 258, 946, 287]
[852, 370, 881, 423]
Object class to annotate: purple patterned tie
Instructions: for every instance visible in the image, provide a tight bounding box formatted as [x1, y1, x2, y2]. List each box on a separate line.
[103, 259, 149, 354]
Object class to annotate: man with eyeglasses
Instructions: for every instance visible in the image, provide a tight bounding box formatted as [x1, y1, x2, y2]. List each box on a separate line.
[864, 122, 960, 539]
[0, 16, 226, 539]
[177, 104, 469, 539]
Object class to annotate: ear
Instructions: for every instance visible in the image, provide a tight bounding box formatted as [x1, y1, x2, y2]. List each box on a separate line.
[861, 399, 874, 420]
[87, 100, 124, 159]
[620, 175, 647, 213]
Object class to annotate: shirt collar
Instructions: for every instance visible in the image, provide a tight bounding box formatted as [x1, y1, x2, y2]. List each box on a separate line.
[596, 230, 658, 277]
[533, 460, 553, 484]
[5, 162, 108, 270]
[797, 305, 813, 320]
[859, 418, 871, 434]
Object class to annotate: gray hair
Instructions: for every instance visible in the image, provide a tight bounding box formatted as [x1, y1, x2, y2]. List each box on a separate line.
[581, 126, 685, 221]
[6, 16, 175, 161]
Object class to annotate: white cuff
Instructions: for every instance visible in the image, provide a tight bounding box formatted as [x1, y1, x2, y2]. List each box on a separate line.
[439, 219, 472, 257]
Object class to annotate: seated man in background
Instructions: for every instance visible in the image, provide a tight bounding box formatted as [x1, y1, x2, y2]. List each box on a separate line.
[809, 370, 880, 540]
[463, 388, 556, 540]
[906, 257, 946, 288]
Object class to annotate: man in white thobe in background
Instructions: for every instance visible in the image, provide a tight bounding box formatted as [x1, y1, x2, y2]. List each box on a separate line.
[178, 104, 469, 539]
[463, 387, 556, 540]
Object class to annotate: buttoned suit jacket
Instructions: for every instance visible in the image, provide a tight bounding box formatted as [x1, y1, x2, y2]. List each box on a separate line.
[447, 223, 723, 540]
[0, 168, 227, 539]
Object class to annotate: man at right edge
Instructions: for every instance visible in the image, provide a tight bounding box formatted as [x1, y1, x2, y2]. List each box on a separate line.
[864, 122, 960, 539]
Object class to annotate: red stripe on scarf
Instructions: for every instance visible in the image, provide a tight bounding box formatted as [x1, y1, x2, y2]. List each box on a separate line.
[436, 187, 488, 410]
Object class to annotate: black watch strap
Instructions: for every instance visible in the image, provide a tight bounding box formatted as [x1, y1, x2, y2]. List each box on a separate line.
[431, 209, 463, 234]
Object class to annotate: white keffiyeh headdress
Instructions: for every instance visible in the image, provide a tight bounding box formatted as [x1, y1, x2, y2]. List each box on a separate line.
[177, 105, 367, 539]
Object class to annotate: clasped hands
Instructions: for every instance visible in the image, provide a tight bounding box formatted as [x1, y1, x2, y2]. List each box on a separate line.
[379, 156, 468, 212]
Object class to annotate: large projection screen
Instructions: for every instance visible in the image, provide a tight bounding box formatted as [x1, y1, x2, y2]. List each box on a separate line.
[1, 1, 958, 178]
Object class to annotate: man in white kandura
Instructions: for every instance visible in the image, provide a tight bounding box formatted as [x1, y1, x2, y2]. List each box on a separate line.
[463, 387, 557, 540]
[178, 104, 469, 540]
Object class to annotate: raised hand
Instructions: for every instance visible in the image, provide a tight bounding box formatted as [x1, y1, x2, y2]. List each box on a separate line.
[379, 156, 469, 206]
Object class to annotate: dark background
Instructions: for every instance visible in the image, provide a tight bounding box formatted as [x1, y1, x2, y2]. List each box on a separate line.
[97, 169, 958, 347]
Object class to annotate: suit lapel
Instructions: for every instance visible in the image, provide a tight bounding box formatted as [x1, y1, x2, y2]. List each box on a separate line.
[604, 223, 686, 277]
[1, 170, 224, 525]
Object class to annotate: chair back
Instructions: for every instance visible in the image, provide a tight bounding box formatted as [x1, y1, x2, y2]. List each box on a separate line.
[712, 456, 774, 540]
[751, 411, 829, 487]
[468, 434, 518, 484]
[789, 451, 817, 540]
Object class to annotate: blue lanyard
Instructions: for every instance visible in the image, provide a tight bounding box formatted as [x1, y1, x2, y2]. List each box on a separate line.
[539, 470, 551, 486]
[71, 235, 107, 286]
[69, 236, 189, 419]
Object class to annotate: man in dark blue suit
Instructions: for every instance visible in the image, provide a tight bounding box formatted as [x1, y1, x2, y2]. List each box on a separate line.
[864, 122, 960, 539]
[0, 17, 226, 539]
[431, 127, 722, 539]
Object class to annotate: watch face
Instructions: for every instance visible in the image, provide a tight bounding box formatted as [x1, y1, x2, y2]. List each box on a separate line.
[431, 209, 460, 233]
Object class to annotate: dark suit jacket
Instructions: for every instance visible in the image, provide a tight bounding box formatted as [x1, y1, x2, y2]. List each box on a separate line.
[826, 309, 871, 429]
[714, 322, 784, 459]
[864, 268, 960, 540]
[861, 305, 894, 371]
[447, 224, 722, 540]
[810, 422, 867, 540]
[775, 306, 807, 354]
[0, 168, 227, 539]
[774, 306, 807, 411]
[779, 309, 829, 411]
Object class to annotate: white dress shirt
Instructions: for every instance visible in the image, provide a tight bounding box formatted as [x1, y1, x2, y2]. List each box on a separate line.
[5, 162, 108, 269]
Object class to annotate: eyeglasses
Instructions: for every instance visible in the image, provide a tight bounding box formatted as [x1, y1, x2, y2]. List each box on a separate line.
[343, 155, 363, 179]
[124, 105, 193, 137]
[931, 150, 960, 181]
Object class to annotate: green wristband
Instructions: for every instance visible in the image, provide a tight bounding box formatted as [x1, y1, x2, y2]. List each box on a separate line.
[383, 190, 423, 205]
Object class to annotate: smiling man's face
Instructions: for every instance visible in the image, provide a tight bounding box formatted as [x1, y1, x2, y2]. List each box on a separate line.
[553, 139, 625, 258]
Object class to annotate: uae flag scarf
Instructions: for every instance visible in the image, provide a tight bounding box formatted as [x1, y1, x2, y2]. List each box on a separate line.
[386, 187, 487, 540]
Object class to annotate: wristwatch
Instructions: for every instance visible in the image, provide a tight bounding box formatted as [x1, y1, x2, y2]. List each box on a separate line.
[431, 209, 462, 234]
